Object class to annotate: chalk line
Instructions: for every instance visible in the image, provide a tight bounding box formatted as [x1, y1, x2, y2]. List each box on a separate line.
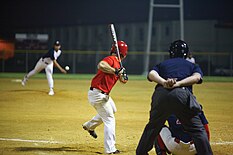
[11, 79, 22, 83]
[211, 141, 233, 145]
[1, 137, 232, 145]
[0, 138, 62, 144]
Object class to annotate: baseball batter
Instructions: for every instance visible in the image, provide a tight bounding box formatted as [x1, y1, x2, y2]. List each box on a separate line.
[82, 41, 128, 154]
[21, 40, 67, 95]
[155, 110, 210, 155]
[136, 40, 213, 155]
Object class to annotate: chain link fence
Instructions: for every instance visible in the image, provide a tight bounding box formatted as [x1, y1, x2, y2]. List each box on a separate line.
[0, 50, 232, 76]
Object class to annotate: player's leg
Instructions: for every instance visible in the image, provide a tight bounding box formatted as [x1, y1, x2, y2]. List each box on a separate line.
[178, 114, 212, 155]
[83, 97, 116, 132]
[82, 114, 100, 138]
[82, 113, 102, 138]
[83, 114, 103, 130]
[136, 87, 169, 155]
[154, 127, 169, 155]
[171, 88, 212, 155]
[159, 126, 177, 153]
[22, 58, 46, 86]
[82, 90, 106, 138]
[88, 90, 117, 153]
[159, 127, 196, 155]
[45, 63, 54, 95]
[95, 98, 117, 154]
[108, 97, 117, 113]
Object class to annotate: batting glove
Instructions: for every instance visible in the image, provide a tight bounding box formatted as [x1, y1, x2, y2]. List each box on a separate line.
[115, 67, 124, 75]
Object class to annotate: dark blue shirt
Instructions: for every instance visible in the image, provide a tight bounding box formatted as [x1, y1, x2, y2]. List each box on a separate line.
[42, 48, 56, 60]
[151, 58, 203, 93]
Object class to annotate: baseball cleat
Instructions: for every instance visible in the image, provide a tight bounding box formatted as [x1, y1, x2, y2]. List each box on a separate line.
[21, 76, 28, 86]
[48, 89, 54, 96]
[82, 125, 97, 139]
[107, 150, 120, 154]
[21, 80, 26, 86]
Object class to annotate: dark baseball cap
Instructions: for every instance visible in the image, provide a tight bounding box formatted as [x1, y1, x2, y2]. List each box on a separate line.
[54, 40, 60, 46]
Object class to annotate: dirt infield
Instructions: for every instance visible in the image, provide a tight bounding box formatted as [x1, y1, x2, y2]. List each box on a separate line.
[0, 77, 233, 155]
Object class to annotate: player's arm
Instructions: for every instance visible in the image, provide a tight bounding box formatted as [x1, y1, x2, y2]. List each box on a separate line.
[148, 70, 166, 84]
[98, 60, 124, 75]
[173, 72, 201, 87]
[148, 70, 176, 88]
[53, 60, 67, 74]
[98, 61, 116, 74]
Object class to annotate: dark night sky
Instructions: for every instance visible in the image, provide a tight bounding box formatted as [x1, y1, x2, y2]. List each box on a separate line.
[1, 0, 233, 39]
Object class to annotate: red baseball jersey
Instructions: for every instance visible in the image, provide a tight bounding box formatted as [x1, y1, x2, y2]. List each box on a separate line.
[91, 55, 120, 94]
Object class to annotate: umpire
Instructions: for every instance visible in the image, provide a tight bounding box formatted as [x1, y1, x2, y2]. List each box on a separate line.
[136, 40, 213, 155]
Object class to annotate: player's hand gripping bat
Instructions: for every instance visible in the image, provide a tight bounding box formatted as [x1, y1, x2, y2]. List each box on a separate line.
[109, 24, 128, 81]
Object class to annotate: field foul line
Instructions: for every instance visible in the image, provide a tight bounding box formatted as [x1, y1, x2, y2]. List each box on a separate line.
[11, 79, 22, 83]
[211, 141, 233, 145]
[0, 138, 63, 144]
[0, 138, 233, 145]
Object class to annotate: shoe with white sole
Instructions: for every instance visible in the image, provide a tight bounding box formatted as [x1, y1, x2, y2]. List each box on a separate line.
[48, 89, 54, 96]
[107, 150, 120, 154]
[82, 124, 97, 139]
[21, 76, 28, 86]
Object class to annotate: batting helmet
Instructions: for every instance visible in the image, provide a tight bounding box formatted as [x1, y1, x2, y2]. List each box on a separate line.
[111, 41, 128, 57]
[169, 40, 189, 59]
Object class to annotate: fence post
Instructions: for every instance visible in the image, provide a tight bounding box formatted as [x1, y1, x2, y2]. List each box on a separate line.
[208, 54, 211, 76]
[25, 50, 28, 73]
[72, 52, 76, 74]
[231, 53, 233, 77]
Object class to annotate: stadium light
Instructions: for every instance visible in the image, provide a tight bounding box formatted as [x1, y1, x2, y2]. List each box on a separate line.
[143, 0, 184, 74]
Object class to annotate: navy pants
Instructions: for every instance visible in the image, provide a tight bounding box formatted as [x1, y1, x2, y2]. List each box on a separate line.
[136, 86, 213, 155]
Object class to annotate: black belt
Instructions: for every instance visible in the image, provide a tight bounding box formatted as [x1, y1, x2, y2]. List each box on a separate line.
[42, 58, 49, 65]
[90, 87, 108, 95]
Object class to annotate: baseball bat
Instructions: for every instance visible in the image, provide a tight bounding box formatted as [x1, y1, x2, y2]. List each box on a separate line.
[109, 24, 123, 68]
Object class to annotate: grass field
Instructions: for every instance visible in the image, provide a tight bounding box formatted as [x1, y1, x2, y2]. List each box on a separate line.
[0, 73, 233, 155]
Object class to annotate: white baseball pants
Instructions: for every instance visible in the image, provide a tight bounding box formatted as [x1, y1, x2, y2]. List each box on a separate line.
[26, 58, 54, 89]
[160, 127, 197, 155]
[84, 88, 117, 154]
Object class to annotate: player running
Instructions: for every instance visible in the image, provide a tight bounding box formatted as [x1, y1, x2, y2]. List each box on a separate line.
[21, 40, 67, 95]
[82, 41, 128, 154]
[155, 110, 210, 155]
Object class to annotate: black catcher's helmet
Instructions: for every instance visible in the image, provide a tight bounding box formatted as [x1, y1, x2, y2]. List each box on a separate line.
[169, 40, 189, 59]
